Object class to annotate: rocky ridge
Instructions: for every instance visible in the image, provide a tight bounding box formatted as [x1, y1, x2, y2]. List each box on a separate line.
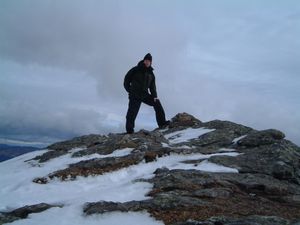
[1, 112, 300, 225]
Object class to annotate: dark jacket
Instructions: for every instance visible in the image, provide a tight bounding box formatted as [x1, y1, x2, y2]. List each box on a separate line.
[124, 60, 157, 99]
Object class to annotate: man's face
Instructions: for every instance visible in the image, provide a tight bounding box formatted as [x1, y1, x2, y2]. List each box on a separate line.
[144, 59, 151, 68]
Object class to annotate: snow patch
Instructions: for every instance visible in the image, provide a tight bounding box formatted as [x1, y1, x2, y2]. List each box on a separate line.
[157, 128, 169, 133]
[162, 142, 169, 148]
[218, 148, 236, 152]
[6, 205, 163, 225]
[165, 127, 215, 144]
[80, 147, 134, 160]
[232, 135, 247, 144]
[194, 160, 238, 173]
[162, 142, 193, 149]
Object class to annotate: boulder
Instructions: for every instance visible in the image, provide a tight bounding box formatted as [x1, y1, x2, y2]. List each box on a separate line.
[237, 129, 285, 147]
[169, 113, 202, 128]
[209, 139, 300, 184]
[0, 203, 62, 224]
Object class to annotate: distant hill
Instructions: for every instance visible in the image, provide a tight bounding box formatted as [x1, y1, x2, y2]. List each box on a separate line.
[0, 144, 42, 162]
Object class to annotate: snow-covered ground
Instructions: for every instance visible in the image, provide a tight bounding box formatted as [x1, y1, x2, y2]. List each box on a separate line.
[0, 127, 239, 225]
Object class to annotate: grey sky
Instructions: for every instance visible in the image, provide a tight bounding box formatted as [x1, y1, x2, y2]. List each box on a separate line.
[0, 0, 299, 146]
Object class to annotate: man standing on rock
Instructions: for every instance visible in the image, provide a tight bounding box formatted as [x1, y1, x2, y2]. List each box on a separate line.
[124, 53, 170, 134]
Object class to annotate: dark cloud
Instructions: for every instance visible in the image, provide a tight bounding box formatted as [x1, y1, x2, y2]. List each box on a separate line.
[0, 0, 189, 99]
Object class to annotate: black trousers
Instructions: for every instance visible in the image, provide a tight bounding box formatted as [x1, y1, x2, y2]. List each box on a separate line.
[126, 95, 166, 133]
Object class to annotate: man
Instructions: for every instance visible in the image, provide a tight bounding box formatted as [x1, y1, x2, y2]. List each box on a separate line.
[124, 53, 170, 134]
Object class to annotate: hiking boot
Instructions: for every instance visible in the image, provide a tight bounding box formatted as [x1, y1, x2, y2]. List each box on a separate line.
[126, 130, 134, 134]
[159, 120, 170, 129]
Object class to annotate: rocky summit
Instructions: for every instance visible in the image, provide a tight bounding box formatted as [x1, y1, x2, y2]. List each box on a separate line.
[1, 112, 300, 225]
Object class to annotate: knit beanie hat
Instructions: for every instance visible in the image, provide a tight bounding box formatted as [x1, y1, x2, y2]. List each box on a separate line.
[143, 53, 152, 61]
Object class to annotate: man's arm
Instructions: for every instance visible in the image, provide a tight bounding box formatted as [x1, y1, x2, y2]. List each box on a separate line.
[149, 76, 158, 98]
[124, 67, 135, 93]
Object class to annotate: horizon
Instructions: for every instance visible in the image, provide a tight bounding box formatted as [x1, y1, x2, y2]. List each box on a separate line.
[1, 0, 299, 146]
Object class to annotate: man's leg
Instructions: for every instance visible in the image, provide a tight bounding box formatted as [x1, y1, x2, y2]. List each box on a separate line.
[143, 95, 167, 127]
[126, 97, 142, 133]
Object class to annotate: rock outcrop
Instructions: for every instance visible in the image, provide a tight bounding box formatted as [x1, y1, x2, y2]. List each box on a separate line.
[84, 168, 300, 224]
[16, 113, 300, 224]
[0, 203, 62, 224]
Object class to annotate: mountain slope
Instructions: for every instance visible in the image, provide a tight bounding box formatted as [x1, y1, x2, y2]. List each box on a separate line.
[0, 144, 41, 162]
[0, 113, 299, 225]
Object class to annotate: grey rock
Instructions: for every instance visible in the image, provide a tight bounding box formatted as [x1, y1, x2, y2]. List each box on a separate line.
[174, 215, 294, 225]
[237, 129, 285, 147]
[71, 134, 129, 157]
[30, 150, 68, 163]
[30, 130, 168, 162]
[47, 134, 107, 151]
[167, 120, 253, 153]
[84, 169, 300, 224]
[169, 112, 202, 128]
[83, 200, 151, 215]
[32, 153, 145, 182]
[209, 139, 300, 184]
[30, 134, 108, 162]
[0, 203, 62, 224]
[73, 130, 167, 157]
[190, 129, 240, 148]
[150, 192, 208, 209]
[203, 120, 253, 135]
[192, 188, 233, 198]
[0, 213, 19, 225]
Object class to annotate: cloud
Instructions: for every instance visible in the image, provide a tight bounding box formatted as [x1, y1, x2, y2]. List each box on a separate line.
[0, 0, 299, 145]
[0, 0, 189, 99]
[0, 60, 124, 144]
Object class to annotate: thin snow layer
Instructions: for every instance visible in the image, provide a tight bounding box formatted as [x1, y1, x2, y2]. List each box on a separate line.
[27, 147, 134, 173]
[162, 142, 193, 149]
[0, 147, 239, 225]
[6, 207, 163, 225]
[218, 148, 236, 152]
[232, 135, 247, 144]
[164, 127, 215, 144]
